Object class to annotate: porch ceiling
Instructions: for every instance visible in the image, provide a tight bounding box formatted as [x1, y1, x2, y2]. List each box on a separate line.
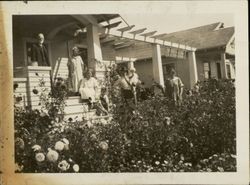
[13, 14, 119, 40]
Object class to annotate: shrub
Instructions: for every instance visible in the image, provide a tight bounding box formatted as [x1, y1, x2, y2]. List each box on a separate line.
[14, 79, 236, 172]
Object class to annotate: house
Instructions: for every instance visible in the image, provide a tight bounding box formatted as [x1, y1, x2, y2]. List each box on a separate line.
[13, 14, 197, 120]
[13, 15, 233, 119]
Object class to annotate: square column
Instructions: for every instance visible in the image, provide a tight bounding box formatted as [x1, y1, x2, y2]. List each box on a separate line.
[187, 51, 198, 88]
[220, 52, 228, 78]
[86, 24, 103, 70]
[152, 44, 164, 87]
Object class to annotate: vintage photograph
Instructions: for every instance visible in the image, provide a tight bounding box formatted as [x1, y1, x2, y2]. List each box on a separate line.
[13, 13, 237, 173]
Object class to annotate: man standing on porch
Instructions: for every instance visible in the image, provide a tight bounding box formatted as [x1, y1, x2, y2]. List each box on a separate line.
[31, 33, 50, 66]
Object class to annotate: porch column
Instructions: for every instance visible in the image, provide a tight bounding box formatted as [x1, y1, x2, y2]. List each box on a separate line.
[86, 24, 103, 70]
[220, 52, 228, 78]
[128, 61, 135, 70]
[152, 44, 164, 87]
[187, 51, 198, 88]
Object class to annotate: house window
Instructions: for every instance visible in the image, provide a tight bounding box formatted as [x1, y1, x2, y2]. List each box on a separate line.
[203, 62, 211, 79]
[226, 64, 231, 78]
[216, 63, 222, 79]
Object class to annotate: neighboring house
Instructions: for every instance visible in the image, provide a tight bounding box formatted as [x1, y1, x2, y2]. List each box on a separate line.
[160, 22, 235, 81]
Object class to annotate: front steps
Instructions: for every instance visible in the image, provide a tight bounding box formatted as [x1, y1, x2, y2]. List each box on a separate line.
[63, 96, 112, 123]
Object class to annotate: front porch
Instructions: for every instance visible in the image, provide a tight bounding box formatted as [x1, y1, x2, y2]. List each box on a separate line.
[13, 14, 199, 119]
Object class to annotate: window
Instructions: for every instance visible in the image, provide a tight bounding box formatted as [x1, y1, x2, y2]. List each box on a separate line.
[203, 62, 211, 79]
[216, 63, 222, 79]
[226, 64, 231, 78]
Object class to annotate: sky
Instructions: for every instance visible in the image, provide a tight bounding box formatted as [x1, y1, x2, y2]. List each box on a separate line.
[120, 14, 234, 34]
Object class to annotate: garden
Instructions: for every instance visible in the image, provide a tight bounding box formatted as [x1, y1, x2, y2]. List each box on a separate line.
[14, 75, 236, 173]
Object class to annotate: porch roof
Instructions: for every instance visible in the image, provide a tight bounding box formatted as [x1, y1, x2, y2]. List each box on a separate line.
[157, 22, 234, 51]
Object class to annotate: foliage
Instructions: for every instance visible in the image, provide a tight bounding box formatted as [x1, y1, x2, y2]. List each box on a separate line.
[14, 78, 236, 172]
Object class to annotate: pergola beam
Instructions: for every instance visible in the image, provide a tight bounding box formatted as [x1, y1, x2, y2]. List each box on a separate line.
[129, 28, 147, 35]
[117, 25, 135, 32]
[140, 31, 157, 37]
[106, 27, 196, 51]
[103, 21, 122, 29]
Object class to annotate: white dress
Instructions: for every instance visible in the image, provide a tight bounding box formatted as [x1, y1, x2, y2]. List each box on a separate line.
[79, 77, 99, 101]
[71, 56, 84, 92]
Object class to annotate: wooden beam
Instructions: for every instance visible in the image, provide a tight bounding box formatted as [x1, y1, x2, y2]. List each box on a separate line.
[151, 33, 168, 39]
[117, 25, 135, 32]
[129, 28, 147, 35]
[114, 43, 135, 50]
[100, 36, 116, 44]
[140, 31, 157, 37]
[103, 21, 122, 29]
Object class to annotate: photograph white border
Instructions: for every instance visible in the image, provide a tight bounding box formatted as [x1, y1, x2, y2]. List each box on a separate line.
[0, 1, 249, 185]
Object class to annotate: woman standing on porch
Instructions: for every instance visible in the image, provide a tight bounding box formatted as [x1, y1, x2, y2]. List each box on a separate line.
[70, 46, 85, 93]
[165, 68, 184, 106]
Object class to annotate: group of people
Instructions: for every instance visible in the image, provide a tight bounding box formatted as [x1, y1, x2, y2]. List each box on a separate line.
[30, 33, 184, 112]
[113, 66, 184, 107]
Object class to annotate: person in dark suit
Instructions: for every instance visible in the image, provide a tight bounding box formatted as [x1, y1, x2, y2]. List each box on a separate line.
[31, 33, 50, 66]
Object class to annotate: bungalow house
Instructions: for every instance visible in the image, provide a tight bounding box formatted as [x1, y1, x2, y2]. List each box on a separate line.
[13, 15, 234, 120]
[12, 14, 196, 120]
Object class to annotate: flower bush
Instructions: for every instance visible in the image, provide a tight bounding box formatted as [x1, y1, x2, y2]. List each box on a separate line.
[14, 78, 236, 172]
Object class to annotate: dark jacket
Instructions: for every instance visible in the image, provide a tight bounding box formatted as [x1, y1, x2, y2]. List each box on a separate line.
[31, 44, 50, 66]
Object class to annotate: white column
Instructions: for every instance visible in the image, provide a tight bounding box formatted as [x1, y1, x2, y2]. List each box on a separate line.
[152, 44, 164, 87]
[128, 61, 135, 69]
[220, 52, 228, 78]
[187, 51, 198, 88]
[86, 24, 103, 70]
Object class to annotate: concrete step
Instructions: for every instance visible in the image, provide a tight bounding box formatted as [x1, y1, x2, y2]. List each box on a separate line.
[65, 96, 82, 105]
[64, 104, 88, 114]
[64, 109, 97, 122]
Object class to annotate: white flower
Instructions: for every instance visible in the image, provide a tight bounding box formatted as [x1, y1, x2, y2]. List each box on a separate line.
[99, 141, 108, 150]
[46, 148, 59, 162]
[155, 161, 160, 165]
[73, 164, 80, 172]
[32, 145, 41, 152]
[62, 138, 69, 145]
[40, 112, 47, 117]
[164, 117, 171, 125]
[100, 119, 107, 125]
[86, 121, 93, 128]
[35, 152, 45, 162]
[55, 141, 65, 151]
[58, 160, 70, 171]
[55, 117, 59, 123]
